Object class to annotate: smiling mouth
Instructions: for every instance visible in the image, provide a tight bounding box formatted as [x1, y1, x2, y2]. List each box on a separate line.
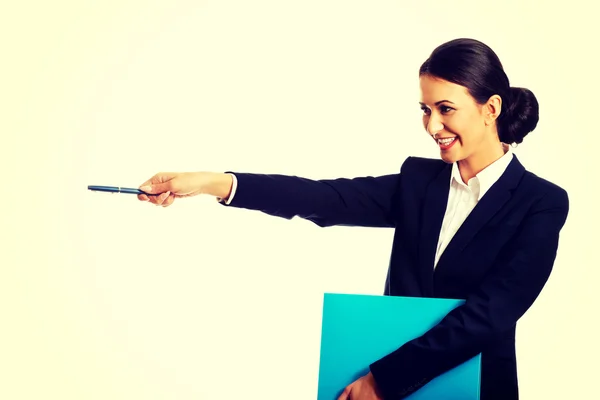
[435, 136, 458, 150]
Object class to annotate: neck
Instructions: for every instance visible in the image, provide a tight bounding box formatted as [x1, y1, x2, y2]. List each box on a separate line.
[457, 142, 507, 183]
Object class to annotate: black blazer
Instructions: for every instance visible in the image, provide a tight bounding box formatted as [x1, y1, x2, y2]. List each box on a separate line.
[222, 155, 569, 400]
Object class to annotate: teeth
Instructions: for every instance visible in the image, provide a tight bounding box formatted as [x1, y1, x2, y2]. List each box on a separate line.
[438, 138, 455, 145]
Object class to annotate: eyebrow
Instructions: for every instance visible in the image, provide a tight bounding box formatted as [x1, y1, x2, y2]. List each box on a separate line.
[419, 100, 455, 106]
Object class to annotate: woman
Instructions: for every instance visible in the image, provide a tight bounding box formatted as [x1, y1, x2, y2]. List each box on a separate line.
[137, 39, 569, 400]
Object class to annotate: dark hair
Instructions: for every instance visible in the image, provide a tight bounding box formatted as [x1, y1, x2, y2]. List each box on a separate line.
[419, 38, 538, 145]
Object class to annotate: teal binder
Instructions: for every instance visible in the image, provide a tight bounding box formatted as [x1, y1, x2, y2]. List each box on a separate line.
[317, 293, 481, 399]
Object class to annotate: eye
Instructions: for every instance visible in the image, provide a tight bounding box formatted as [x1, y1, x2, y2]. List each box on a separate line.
[439, 105, 454, 114]
[421, 106, 431, 115]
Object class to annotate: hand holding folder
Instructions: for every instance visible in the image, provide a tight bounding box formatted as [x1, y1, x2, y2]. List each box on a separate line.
[317, 293, 481, 399]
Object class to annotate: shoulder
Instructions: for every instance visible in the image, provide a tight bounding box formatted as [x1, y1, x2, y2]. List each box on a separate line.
[513, 168, 569, 226]
[400, 156, 449, 177]
[520, 170, 569, 210]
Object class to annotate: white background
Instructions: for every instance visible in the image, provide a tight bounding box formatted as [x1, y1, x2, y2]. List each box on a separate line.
[2, 0, 598, 398]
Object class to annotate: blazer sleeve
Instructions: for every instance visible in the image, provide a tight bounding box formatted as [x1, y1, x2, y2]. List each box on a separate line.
[218, 162, 408, 228]
[369, 186, 570, 398]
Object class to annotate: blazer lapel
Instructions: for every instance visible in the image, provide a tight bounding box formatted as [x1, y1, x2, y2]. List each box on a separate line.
[418, 163, 452, 296]
[434, 155, 526, 275]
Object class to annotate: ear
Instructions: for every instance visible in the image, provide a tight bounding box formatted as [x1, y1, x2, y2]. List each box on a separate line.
[483, 94, 502, 126]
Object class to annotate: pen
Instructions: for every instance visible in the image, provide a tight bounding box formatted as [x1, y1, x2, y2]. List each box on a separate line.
[87, 185, 149, 195]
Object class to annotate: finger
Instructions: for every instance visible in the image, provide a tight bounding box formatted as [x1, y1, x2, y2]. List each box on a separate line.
[161, 193, 176, 207]
[154, 191, 171, 206]
[147, 191, 167, 206]
[140, 181, 172, 196]
[138, 193, 149, 202]
[145, 192, 160, 205]
[138, 177, 154, 195]
[337, 386, 351, 400]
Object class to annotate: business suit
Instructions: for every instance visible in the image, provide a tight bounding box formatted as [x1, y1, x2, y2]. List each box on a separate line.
[221, 154, 569, 399]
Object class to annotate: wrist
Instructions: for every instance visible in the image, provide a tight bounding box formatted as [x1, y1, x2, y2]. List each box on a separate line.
[367, 372, 383, 397]
[201, 172, 233, 199]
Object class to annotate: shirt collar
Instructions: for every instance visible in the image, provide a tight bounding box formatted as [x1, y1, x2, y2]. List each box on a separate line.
[450, 143, 514, 201]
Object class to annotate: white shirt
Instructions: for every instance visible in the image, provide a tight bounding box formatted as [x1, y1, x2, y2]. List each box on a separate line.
[218, 176, 238, 206]
[220, 145, 514, 270]
[433, 145, 513, 268]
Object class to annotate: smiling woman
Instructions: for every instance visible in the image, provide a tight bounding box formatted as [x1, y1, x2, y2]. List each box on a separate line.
[137, 38, 569, 400]
[418, 39, 539, 183]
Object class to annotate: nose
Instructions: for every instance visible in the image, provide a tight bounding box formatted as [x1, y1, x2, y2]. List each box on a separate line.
[425, 114, 444, 137]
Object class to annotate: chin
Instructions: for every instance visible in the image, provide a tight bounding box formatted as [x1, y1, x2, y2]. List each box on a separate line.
[440, 152, 457, 164]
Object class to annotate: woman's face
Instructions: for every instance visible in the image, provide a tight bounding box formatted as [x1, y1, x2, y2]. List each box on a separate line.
[419, 74, 500, 165]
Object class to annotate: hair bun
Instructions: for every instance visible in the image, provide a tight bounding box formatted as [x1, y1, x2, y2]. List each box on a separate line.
[499, 87, 539, 144]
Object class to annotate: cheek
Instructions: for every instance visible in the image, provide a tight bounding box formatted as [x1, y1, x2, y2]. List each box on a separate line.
[442, 118, 461, 136]
[445, 115, 478, 141]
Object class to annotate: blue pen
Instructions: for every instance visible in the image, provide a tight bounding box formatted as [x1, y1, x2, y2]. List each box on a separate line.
[87, 185, 152, 195]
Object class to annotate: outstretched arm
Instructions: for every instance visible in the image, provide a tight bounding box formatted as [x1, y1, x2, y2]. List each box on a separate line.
[138, 159, 411, 228]
[220, 171, 401, 228]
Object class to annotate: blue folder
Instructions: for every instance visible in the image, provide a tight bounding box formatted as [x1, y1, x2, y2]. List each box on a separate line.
[317, 293, 481, 399]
